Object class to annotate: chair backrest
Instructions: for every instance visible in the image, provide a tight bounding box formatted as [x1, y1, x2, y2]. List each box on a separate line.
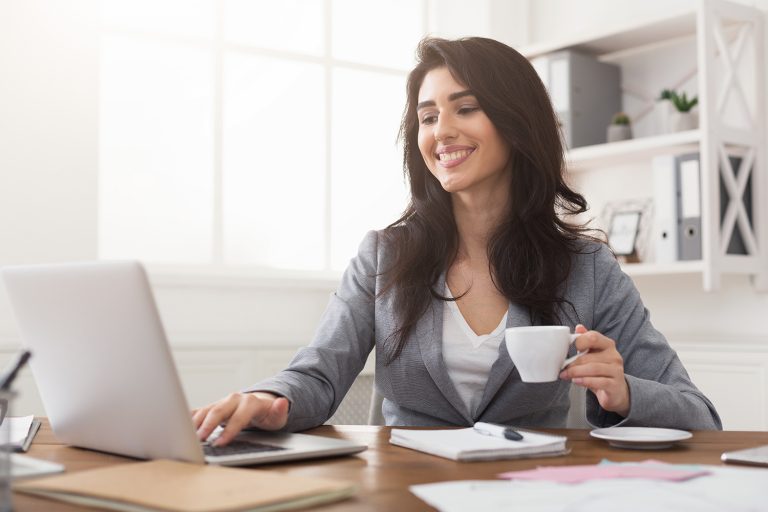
[368, 388, 385, 425]
[565, 384, 590, 428]
[325, 373, 378, 425]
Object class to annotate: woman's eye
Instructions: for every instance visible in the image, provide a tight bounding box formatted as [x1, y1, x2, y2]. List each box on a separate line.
[458, 106, 480, 115]
[420, 113, 438, 125]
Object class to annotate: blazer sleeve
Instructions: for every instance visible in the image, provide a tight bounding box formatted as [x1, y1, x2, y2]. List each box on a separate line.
[243, 230, 379, 432]
[585, 244, 722, 430]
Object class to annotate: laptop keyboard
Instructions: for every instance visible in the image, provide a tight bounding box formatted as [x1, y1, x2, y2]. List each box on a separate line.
[202, 439, 287, 457]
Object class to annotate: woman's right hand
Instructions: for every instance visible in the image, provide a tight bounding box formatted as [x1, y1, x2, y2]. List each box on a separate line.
[192, 391, 290, 446]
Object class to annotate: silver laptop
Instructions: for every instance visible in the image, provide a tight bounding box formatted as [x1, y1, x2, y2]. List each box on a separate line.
[1, 261, 367, 466]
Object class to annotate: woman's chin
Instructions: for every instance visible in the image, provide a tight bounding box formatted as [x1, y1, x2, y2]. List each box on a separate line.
[438, 178, 463, 193]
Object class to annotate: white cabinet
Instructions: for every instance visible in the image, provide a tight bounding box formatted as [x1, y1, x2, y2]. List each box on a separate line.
[673, 338, 768, 430]
[521, 0, 767, 292]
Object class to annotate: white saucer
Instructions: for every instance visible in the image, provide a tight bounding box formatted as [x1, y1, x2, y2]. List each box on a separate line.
[590, 427, 692, 449]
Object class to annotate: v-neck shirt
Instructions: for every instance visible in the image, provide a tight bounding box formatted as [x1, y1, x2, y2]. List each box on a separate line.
[441, 285, 508, 418]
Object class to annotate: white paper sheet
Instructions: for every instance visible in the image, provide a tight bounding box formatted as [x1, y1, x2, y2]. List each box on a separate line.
[0, 415, 35, 445]
[410, 465, 768, 512]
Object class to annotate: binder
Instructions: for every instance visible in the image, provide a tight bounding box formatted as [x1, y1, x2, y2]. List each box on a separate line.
[655, 151, 751, 262]
[652, 155, 679, 263]
[676, 154, 702, 261]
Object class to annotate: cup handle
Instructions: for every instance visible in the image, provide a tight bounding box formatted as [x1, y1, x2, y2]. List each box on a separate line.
[561, 333, 589, 370]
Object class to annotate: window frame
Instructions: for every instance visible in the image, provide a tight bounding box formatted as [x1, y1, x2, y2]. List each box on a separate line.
[99, 0, 429, 282]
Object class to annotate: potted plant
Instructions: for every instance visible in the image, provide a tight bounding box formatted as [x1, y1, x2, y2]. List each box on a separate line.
[668, 90, 698, 131]
[655, 89, 675, 134]
[607, 112, 632, 142]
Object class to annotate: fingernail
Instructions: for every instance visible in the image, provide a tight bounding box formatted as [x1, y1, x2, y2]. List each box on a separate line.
[572, 377, 583, 385]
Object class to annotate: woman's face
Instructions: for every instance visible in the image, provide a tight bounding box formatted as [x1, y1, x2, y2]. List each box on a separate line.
[416, 66, 511, 195]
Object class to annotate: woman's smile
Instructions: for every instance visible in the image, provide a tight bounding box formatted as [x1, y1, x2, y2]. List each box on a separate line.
[436, 145, 475, 168]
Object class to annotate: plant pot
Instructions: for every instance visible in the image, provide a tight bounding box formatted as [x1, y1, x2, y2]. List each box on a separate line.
[606, 124, 632, 143]
[671, 111, 697, 132]
[655, 100, 674, 134]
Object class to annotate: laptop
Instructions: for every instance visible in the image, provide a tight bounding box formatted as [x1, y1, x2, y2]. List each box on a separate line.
[1, 261, 367, 466]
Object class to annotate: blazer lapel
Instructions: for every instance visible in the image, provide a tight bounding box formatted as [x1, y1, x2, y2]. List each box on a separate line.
[473, 302, 532, 418]
[416, 274, 473, 424]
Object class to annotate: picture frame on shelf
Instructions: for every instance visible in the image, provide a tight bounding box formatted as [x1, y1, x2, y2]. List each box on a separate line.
[601, 199, 653, 264]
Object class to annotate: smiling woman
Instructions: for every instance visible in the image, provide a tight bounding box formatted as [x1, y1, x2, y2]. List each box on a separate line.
[193, 36, 721, 447]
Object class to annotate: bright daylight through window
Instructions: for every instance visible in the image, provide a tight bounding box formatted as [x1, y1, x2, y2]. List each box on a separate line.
[99, 0, 422, 272]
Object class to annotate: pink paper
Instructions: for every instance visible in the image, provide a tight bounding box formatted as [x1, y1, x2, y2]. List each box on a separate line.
[498, 464, 710, 484]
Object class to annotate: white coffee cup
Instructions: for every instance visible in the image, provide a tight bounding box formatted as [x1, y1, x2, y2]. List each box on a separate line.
[504, 326, 587, 383]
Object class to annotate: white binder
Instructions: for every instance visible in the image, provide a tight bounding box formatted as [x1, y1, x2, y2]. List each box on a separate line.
[652, 155, 679, 263]
[677, 155, 702, 260]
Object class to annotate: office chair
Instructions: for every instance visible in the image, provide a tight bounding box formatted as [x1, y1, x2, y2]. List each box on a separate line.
[325, 373, 379, 425]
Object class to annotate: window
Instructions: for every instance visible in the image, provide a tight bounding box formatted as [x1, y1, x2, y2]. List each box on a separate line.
[99, 0, 425, 272]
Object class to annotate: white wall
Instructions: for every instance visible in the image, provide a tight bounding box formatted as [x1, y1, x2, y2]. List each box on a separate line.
[428, 0, 529, 48]
[0, 0, 99, 267]
[0, 0, 101, 414]
[1, 0, 767, 429]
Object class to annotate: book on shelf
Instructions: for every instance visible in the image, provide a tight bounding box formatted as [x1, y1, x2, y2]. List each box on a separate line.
[389, 426, 568, 462]
[13, 459, 357, 512]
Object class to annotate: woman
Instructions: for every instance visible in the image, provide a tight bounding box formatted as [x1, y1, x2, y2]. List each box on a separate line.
[195, 37, 721, 446]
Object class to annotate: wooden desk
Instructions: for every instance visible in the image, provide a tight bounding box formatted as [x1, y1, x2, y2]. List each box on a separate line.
[15, 420, 768, 511]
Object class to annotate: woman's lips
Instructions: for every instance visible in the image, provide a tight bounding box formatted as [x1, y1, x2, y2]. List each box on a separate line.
[437, 148, 474, 168]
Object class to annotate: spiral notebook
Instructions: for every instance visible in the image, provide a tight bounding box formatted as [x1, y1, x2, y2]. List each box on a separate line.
[390, 427, 568, 462]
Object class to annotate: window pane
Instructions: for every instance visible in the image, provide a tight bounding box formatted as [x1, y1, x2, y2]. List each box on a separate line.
[99, 35, 214, 263]
[332, 0, 423, 69]
[224, 0, 324, 56]
[223, 55, 325, 269]
[101, 0, 215, 39]
[331, 69, 409, 270]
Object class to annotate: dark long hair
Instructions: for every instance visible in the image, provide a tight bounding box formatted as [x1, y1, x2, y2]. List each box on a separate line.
[380, 37, 603, 363]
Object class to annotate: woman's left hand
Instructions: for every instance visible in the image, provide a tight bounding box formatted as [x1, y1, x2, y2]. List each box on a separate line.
[559, 324, 630, 417]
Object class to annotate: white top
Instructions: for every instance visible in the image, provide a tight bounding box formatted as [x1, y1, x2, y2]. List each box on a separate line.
[442, 285, 508, 418]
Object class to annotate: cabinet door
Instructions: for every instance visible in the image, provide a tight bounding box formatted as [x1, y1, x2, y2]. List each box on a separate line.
[674, 345, 768, 430]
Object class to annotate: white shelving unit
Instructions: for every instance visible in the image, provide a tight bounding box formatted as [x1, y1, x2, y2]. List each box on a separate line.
[522, 0, 767, 291]
[567, 130, 701, 171]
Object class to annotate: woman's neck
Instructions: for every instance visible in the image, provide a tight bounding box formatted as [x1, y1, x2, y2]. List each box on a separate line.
[451, 185, 509, 263]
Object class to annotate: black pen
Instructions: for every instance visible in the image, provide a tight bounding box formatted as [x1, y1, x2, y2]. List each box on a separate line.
[473, 422, 524, 441]
[0, 349, 31, 390]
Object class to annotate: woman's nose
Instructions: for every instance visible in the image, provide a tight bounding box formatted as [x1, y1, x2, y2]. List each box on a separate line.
[434, 115, 458, 142]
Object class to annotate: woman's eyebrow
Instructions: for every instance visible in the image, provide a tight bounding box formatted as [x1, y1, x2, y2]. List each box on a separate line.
[416, 90, 475, 111]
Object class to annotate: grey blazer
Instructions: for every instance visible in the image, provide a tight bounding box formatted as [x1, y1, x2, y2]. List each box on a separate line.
[249, 230, 721, 431]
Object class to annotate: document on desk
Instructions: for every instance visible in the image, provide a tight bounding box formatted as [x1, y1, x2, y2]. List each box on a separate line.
[410, 464, 768, 512]
[499, 461, 710, 483]
[0, 415, 41, 452]
[14, 459, 356, 512]
[390, 427, 567, 462]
